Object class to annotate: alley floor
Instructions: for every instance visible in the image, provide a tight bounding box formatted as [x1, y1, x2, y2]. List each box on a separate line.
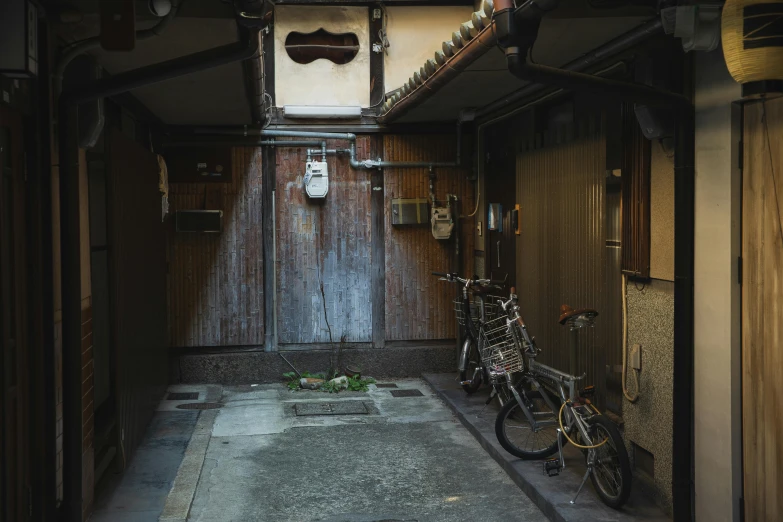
[95, 379, 548, 522]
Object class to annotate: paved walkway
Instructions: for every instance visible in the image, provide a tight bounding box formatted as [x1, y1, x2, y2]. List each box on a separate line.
[153, 379, 547, 522]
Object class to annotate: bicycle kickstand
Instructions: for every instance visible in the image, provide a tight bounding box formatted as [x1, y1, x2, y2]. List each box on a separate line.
[570, 465, 592, 505]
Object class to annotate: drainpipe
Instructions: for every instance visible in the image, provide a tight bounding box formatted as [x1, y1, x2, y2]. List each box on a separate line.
[53, 0, 183, 93]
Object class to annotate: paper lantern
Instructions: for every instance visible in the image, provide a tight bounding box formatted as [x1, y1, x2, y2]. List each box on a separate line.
[722, 0, 783, 97]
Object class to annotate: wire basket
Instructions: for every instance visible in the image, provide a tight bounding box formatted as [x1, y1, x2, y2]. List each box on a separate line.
[480, 314, 524, 378]
[453, 296, 502, 326]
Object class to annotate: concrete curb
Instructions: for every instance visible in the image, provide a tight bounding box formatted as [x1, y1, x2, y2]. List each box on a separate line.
[422, 373, 670, 522]
[159, 409, 218, 522]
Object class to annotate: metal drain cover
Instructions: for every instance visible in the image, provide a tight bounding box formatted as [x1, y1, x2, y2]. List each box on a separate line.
[390, 389, 424, 398]
[374, 383, 398, 389]
[295, 402, 369, 416]
[167, 392, 199, 401]
[176, 402, 221, 410]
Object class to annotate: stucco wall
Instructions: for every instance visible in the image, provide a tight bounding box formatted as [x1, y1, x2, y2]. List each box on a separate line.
[274, 6, 370, 107]
[383, 6, 474, 93]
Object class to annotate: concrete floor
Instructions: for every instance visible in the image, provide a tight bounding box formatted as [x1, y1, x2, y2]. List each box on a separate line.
[160, 379, 548, 522]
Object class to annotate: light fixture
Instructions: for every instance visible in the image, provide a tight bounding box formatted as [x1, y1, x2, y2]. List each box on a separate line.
[283, 105, 362, 119]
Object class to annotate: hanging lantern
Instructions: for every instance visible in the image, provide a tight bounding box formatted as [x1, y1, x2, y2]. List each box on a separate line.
[722, 0, 783, 97]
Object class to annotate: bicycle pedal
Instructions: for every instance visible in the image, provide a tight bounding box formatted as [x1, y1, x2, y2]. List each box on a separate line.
[460, 380, 473, 386]
[543, 458, 562, 477]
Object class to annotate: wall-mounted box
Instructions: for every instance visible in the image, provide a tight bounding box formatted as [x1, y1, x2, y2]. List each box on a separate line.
[176, 210, 223, 233]
[0, 0, 38, 78]
[391, 198, 428, 226]
[488, 203, 503, 232]
[164, 146, 232, 183]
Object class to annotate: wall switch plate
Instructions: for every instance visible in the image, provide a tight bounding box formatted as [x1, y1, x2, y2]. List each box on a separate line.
[477, 222, 482, 236]
[630, 344, 642, 370]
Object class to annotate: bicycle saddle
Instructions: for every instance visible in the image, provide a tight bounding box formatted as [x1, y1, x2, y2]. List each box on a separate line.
[558, 304, 599, 325]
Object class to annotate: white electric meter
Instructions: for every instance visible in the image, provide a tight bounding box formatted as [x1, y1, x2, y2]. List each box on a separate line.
[431, 206, 454, 240]
[304, 160, 329, 198]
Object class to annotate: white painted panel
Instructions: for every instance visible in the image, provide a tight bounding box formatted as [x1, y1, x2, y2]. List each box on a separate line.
[383, 6, 473, 93]
[274, 6, 370, 107]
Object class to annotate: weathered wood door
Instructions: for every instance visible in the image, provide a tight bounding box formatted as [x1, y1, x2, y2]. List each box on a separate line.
[742, 99, 783, 521]
[0, 105, 31, 522]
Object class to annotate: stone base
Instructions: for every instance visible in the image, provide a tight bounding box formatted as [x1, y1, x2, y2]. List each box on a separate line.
[172, 344, 458, 384]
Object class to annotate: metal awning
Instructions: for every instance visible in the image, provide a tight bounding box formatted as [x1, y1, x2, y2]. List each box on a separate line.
[378, 0, 653, 123]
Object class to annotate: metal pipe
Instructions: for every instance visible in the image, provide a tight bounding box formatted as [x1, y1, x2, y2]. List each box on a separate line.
[53, 0, 184, 91]
[476, 18, 664, 120]
[505, 51, 690, 108]
[63, 28, 261, 105]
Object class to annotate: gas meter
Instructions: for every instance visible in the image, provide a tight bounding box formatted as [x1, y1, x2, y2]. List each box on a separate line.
[431, 206, 454, 240]
[304, 160, 329, 198]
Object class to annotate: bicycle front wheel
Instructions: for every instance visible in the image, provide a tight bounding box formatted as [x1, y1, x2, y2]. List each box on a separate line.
[586, 415, 632, 509]
[494, 390, 564, 459]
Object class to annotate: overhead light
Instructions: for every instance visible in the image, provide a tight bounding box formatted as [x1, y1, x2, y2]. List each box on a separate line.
[283, 105, 362, 119]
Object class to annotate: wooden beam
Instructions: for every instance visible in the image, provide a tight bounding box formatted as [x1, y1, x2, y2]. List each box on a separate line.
[262, 22, 277, 352]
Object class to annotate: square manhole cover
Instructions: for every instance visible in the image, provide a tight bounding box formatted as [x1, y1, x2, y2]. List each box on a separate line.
[390, 389, 424, 398]
[295, 402, 369, 416]
[167, 392, 199, 401]
[374, 383, 398, 389]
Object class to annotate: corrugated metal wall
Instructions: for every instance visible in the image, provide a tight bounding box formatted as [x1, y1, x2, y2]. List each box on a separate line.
[515, 118, 620, 410]
[168, 148, 265, 347]
[383, 134, 474, 341]
[276, 138, 373, 344]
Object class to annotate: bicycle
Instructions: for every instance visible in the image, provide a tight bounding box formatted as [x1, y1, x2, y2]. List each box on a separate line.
[431, 271, 517, 406]
[492, 289, 632, 509]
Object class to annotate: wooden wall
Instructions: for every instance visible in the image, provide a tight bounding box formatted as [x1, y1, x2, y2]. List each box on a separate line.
[168, 148, 265, 347]
[107, 128, 168, 472]
[383, 134, 474, 341]
[276, 138, 373, 344]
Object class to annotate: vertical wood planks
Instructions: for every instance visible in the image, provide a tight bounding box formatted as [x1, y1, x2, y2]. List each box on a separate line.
[168, 147, 264, 347]
[742, 99, 783, 522]
[383, 134, 475, 341]
[276, 138, 373, 344]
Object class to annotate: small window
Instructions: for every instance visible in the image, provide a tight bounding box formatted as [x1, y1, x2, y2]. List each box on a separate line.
[284, 29, 360, 65]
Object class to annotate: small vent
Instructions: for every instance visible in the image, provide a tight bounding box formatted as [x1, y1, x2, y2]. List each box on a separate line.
[176, 210, 222, 233]
[633, 442, 655, 479]
[391, 198, 429, 226]
[390, 389, 424, 398]
[285, 29, 359, 65]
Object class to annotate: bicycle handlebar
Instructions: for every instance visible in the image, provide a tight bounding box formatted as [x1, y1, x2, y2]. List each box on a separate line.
[432, 271, 506, 290]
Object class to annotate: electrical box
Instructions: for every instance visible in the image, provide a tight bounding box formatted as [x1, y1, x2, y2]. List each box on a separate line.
[304, 160, 329, 198]
[0, 0, 38, 78]
[431, 206, 454, 240]
[391, 198, 428, 226]
[164, 146, 232, 183]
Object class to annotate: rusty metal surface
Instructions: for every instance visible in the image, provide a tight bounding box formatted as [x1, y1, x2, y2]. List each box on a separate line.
[168, 148, 265, 347]
[515, 118, 619, 410]
[276, 137, 373, 344]
[383, 134, 475, 341]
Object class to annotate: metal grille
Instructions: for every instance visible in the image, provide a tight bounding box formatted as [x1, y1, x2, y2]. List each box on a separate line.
[390, 389, 424, 397]
[167, 392, 199, 401]
[621, 103, 651, 278]
[176, 403, 221, 410]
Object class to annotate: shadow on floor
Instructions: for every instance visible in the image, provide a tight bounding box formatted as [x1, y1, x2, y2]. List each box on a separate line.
[91, 411, 199, 522]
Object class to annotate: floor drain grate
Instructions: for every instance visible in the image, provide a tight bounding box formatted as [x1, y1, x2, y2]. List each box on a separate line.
[295, 402, 369, 416]
[176, 402, 221, 410]
[374, 383, 398, 389]
[390, 389, 424, 398]
[167, 392, 199, 401]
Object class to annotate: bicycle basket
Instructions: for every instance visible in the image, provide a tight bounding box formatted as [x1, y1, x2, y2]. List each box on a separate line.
[480, 314, 524, 377]
[453, 296, 502, 326]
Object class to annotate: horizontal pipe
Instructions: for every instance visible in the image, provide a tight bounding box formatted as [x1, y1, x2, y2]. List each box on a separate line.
[505, 51, 690, 108]
[476, 18, 664, 119]
[63, 29, 260, 105]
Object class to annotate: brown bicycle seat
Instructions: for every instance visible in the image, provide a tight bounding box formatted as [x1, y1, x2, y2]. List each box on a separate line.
[558, 304, 599, 325]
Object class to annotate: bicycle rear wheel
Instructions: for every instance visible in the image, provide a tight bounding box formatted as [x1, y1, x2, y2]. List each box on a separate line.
[495, 390, 564, 459]
[586, 415, 632, 509]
